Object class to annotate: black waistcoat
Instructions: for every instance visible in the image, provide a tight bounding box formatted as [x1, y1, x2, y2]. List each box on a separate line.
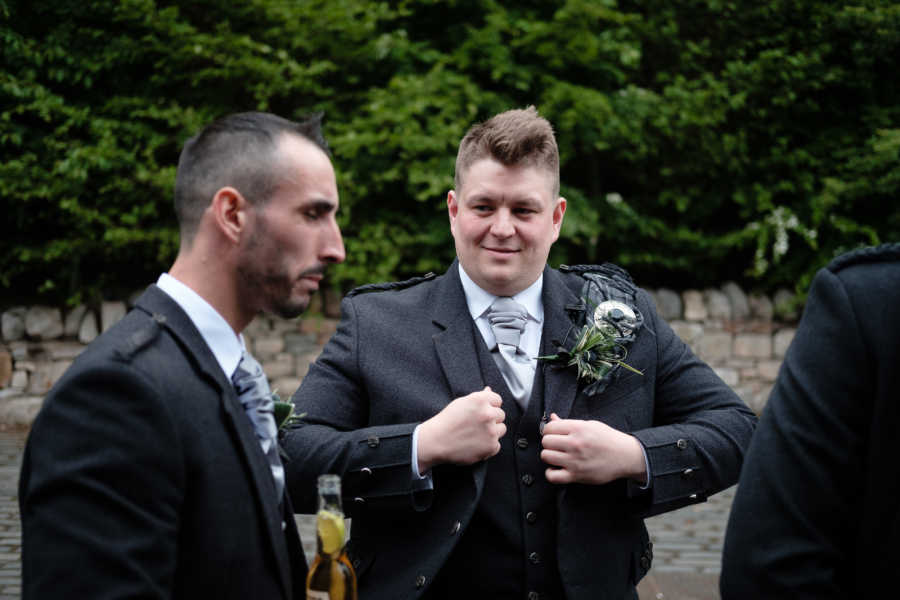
[429, 327, 565, 600]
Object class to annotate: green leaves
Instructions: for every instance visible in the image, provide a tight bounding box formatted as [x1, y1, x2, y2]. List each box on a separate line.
[2, 0, 898, 306]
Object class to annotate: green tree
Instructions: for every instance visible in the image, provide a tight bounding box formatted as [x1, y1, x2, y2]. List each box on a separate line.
[2, 0, 898, 306]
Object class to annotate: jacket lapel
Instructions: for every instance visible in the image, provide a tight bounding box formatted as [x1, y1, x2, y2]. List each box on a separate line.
[135, 285, 293, 599]
[429, 262, 489, 496]
[539, 267, 582, 421]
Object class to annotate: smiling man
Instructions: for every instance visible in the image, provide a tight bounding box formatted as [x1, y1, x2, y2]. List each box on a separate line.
[20, 112, 344, 599]
[283, 106, 756, 600]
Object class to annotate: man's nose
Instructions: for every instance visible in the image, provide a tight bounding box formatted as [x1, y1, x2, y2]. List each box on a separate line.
[320, 216, 345, 264]
[489, 209, 515, 238]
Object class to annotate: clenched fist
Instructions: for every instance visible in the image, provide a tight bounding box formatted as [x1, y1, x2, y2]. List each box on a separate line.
[540, 413, 647, 485]
[417, 387, 506, 472]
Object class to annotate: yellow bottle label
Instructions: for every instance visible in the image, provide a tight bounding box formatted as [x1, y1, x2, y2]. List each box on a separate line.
[316, 509, 346, 555]
[307, 591, 330, 600]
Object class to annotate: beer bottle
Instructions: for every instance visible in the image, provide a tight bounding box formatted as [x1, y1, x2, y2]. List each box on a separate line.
[306, 474, 357, 600]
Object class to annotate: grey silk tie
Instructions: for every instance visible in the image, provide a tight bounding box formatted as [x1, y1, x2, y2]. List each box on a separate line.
[487, 297, 535, 408]
[232, 349, 285, 502]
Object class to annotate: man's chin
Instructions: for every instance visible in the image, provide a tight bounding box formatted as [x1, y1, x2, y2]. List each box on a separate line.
[270, 296, 310, 320]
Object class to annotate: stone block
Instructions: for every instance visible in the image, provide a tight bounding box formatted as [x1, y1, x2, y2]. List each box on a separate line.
[63, 305, 88, 337]
[101, 301, 127, 333]
[79, 311, 99, 344]
[262, 353, 294, 379]
[26, 363, 56, 395]
[295, 351, 321, 378]
[697, 332, 733, 364]
[748, 293, 774, 321]
[45, 341, 84, 361]
[25, 306, 64, 340]
[0, 395, 43, 428]
[300, 318, 340, 345]
[739, 366, 759, 380]
[737, 382, 774, 415]
[655, 288, 683, 321]
[704, 289, 731, 319]
[773, 328, 796, 358]
[284, 332, 319, 355]
[773, 288, 799, 321]
[734, 333, 772, 358]
[713, 367, 739, 387]
[722, 282, 750, 320]
[0, 351, 11, 388]
[1, 307, 26, 342]
[243, 316, 271, 339]
[254, 337, 285, 359]
[271, 318, 302, 336]
[11, 370, 28, 390]
[682, 290, 707, 321]
[9, 341, 29, 360]
[16, 360, 36, 372]
[670, 321, 703, 347]
[51, 360, 72, 384]
[758, 360, 782, 382]
[272, 377, 301, 399]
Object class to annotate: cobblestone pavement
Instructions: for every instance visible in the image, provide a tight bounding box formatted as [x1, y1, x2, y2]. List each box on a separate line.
[0, 430, 25, 600]
[1, 429, 731, 599]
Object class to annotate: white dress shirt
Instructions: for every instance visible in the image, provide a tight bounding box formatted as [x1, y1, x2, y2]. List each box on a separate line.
[156, 273, 244, 379]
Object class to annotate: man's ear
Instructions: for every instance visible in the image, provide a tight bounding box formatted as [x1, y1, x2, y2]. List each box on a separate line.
[447, 190, 458, 218]
[210, 187, 248, 244]
[551, 196, 567, 240]
[447, 190, 459, 232]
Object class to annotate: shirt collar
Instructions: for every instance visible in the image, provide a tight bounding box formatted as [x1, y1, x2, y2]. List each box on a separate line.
[458, 263, 544, 324]
[156, 273, 244, 379]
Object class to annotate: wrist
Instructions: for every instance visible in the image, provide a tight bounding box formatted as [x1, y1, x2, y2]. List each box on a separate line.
[623, 435, 648, 483]
[416, 418, 440, 473]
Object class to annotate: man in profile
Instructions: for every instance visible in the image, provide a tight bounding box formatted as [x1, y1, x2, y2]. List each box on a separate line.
[20, 111, 345, 598]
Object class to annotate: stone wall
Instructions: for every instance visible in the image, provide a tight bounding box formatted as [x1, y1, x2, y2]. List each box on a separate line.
[0, 282, 799, 428]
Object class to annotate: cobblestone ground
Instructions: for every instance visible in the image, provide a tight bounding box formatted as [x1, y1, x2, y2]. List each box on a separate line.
[0, 431, 25, 600]
[2, 429, 731, 599]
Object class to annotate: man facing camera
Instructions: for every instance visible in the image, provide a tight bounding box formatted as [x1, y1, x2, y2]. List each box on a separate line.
[284, 106, 756, 599]
[19, 111, 345, 599]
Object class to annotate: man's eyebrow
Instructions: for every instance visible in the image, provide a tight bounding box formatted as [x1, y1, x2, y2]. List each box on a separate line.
[305, 199, 338, 212]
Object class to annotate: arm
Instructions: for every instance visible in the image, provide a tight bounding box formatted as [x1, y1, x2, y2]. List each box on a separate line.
[720, 268, 869, 599]
[540, 288, 756, 515]
[282, 296, 505, 513]
[630, 291, 757, 515]
[19, 362, 183, 599]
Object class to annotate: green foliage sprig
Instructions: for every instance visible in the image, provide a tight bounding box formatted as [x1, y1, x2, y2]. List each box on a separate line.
[539, 318, 642, 386]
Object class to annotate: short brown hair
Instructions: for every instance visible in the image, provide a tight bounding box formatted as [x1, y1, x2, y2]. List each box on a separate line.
[173, 111, 329, 243]
[454, 106, 559, 196]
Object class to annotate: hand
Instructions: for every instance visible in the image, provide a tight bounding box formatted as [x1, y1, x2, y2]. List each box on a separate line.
[540, 413, 647, 485]
[417, 387, 506, 472]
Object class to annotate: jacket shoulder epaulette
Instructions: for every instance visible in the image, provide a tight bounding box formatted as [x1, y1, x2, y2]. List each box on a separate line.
[117, 312, 165, 361]
[827, 243, 900, 273]
[559, 262, 634, 284]
[346, 272, 438, 298]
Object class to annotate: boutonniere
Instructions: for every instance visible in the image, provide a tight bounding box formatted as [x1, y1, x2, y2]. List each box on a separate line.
[539, 299, 643, 396]
[272, 391, 305, 431]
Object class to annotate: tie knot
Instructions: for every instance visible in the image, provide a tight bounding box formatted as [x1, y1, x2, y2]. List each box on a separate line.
[232, 350, 270, 401]
[487, 297, 528, 349]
